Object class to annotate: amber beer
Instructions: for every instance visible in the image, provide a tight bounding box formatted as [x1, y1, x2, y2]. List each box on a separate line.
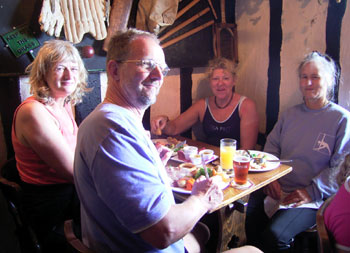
[233, 155, 251, 185]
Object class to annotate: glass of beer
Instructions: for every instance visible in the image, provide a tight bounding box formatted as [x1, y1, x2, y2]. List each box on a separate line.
[233, 155, 251, 185]
[220, 138, 237, 170]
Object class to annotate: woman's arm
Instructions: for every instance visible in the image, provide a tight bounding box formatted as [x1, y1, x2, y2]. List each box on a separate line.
[239, 98, 259, 150]
[151, 99, 206, 136]
[15, 102, 75, 182]
[263, 117, 283, 158]
[311, 116, 350, 200]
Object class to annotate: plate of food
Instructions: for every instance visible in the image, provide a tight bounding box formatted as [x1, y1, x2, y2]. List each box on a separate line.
[152, 137, 187, 156]
[171, 151, 218, 164]
[236, 150, 281, 172]
[166, 164, 231, 194]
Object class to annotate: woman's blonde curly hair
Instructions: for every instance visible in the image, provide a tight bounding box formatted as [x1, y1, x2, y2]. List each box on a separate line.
[206, 57, 237, 79]
[25, 39, 89, 105]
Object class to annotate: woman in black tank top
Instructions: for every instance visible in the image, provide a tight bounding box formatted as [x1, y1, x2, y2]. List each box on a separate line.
[151, 57, 259, 150]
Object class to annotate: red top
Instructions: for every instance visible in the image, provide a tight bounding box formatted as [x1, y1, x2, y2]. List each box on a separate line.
[11, 97, 78, 185]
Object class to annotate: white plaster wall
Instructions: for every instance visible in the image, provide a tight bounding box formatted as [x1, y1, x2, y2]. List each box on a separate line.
[19, 76, 31, 101]
[100, 72, 108, 100]
[339, 5, 350, 111]
[235, 0, 270, 134]
[280, 1, 327, 115]
[150, 69, 181, 121]
[151, 0, 350, 137]
[192, 67, 212, 103]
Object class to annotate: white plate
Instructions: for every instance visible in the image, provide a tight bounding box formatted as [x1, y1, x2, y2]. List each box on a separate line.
[236, 150, 280, 172]
[171, 154, 218, 164]
[171, 178, 230, 194]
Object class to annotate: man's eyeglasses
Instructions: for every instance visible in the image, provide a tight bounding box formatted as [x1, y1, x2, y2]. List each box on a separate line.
[117, 59, 170, 76]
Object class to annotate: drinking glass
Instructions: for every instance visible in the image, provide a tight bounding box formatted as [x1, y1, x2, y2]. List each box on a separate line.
[233, 155, 251, 185]
[220, 138, 237, 170]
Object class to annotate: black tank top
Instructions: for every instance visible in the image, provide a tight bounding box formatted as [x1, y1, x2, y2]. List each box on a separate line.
[202, 96, 245, 147]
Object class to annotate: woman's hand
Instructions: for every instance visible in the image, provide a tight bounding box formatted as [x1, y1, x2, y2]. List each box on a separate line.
[151, 115, 169, 135]
[263, 180, 282, 200]
[282, 189, 312, 207]
[191, 176, 224, 212]
[239, 98, 259, 150]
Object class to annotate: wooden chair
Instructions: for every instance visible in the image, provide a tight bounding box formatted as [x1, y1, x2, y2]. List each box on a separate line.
[0, 158, 42, 253]
[64, 219, 95, 253]
[316, 195, 336, 253]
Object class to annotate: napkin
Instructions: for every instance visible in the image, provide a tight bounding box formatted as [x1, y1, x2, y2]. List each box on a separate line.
[264, 192, 322, 218]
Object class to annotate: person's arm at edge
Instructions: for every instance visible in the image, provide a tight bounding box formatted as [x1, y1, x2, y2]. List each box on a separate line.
[239, 98, 259, 150]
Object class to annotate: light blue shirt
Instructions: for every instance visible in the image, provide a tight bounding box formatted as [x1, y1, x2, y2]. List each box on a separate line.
[74, 103, 184, 252]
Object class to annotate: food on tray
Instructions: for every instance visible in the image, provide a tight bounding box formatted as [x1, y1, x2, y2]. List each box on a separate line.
[249, 153, 268, 170]
[183, 146, 198, 160]
[166, 163, 230, 191]
[235, 150, 280, 172]
[199, 149, 214, 161]
[177, 147, 216, 164]
[193, 167, 215, 179]
[189, 154, 202, 165]
[179, 163, 197, 171]
[154, 137, 187, 151]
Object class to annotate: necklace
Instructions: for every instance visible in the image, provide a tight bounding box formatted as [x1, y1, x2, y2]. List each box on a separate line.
[215, 92, 234, 109]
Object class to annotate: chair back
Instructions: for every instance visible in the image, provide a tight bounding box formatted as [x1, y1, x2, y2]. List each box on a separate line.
[0, 158, 42, 253]
[316, 195, 335, 253]
[64, 219, 95, 253]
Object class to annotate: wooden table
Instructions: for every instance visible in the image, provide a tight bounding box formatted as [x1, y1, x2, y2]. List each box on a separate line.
[166, 137, 293, 252]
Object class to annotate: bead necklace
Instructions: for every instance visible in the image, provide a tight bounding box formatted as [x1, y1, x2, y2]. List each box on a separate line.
[214, 92, 234, 109]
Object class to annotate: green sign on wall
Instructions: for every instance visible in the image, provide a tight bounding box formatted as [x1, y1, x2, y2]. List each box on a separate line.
[1, 24, 39, 58]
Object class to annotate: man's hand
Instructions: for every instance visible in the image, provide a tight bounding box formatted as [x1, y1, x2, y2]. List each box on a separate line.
[191, 176, 224, 212]
[156, 144, 173, 166]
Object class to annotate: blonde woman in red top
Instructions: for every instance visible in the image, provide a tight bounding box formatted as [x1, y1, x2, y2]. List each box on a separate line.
[11, 40, 88, 247]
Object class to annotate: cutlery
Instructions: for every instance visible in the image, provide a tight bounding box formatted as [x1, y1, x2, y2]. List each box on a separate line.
[245, 150, 292, 163]
[265, 159, 293, 163]
[245, 150, 253, 159]
[201, 153, 209, 179]
[174, 140, 186, 151]
[253, 158, 293, 163]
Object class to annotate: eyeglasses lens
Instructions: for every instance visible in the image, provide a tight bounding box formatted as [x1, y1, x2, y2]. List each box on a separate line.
[141, 60, 169, 76]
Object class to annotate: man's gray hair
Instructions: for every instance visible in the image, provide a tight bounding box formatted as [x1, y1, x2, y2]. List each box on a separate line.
[107, 28, 159, 63]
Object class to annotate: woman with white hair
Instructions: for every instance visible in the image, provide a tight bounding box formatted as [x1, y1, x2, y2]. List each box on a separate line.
[245, 51, 350, 252]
